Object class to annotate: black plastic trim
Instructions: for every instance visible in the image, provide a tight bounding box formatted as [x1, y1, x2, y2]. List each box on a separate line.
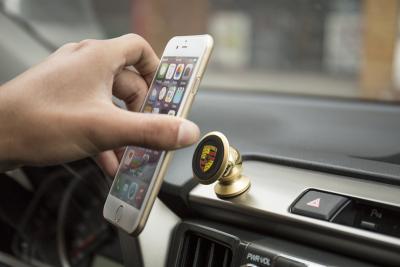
[189, 198, 400, 266]
[118, 229, 143, 267]
[167, 221, 243, 267]
[159, 177, 199, 218]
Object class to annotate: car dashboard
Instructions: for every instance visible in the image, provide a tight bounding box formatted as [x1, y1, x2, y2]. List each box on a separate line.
[1, 5, 400, 267]
[0, 89, 398, 267]
[137, 90, 400, 267]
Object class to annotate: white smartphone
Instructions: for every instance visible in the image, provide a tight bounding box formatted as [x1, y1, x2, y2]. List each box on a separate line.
[103, 35, 213, 235]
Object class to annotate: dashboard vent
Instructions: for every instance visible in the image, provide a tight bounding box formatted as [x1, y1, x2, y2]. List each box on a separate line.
[179, 232, 233, 267]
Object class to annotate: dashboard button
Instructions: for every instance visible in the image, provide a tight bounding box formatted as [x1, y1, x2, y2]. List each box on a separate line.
[115, 205, 123, 222]
[291, 190, 348, 221]
[358, 205, 399, 236]
[360, 220, 377, 231]
[241, 244, 277, 267]
[275, 256, 307, 267]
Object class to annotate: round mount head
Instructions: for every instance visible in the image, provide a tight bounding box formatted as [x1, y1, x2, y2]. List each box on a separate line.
[192, 131, 229, 185]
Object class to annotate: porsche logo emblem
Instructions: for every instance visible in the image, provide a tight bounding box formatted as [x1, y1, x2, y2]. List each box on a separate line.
[200, 145, 218, 172]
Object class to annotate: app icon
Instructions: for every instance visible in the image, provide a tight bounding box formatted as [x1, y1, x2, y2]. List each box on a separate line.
[133, 166, 144, 177]
[182, 64, 193, 80]
[123, 182, 129, 192]
[136, 186, 146, 198]
[143, 153, 150, 163]
[172, 87, 184, 104]
[157, 63, 168, 79]
[165, 64, 176, 79]
[173, 64, 185, 80]
[165, 86, 177, 103]
[130, 149, 145, 169]
[159, 86, 167, 100]
[135, 185, 147, 206]
[165, 86, 176, 103]
[127, 182, 138, 200]
[116, 178, 122, 191]
[149, 88, 157, 101]
[124, 150, 135, 166]
[143, 105, 153, 113]
[152, 108, 160, 114]
[168, 110, 176, 116]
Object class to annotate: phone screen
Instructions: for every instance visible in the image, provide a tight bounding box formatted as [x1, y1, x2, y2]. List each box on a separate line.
[110, 56, 198, 209]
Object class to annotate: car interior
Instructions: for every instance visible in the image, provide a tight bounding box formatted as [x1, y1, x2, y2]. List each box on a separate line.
[0, 1, 399, 267]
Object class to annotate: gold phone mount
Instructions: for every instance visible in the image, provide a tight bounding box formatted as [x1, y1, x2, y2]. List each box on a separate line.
[192, 131, 251, 198]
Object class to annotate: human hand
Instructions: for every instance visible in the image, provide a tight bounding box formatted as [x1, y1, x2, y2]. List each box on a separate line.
[0, 34, 200, 175]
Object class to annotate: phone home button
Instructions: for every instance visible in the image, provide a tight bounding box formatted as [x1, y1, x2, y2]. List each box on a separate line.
[115, 205, 123, 222]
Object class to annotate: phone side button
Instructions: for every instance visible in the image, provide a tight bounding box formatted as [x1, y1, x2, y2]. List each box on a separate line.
[191, 77, 201, 94]
[115, 205, 123, 222]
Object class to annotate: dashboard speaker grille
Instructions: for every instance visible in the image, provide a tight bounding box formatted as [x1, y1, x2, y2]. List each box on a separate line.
[179, 231, 233, 267]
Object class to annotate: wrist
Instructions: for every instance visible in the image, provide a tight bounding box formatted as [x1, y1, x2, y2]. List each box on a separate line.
[0, 84, 23, 171]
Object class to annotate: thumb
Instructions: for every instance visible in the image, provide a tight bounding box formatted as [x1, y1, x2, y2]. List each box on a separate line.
[92, 108, 200, 151]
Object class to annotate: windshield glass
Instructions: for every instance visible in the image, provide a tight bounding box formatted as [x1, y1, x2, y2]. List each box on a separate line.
[1, 0, 399, 102]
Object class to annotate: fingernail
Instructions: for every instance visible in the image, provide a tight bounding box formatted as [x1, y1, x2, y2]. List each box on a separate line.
[177, 120, 200, 146]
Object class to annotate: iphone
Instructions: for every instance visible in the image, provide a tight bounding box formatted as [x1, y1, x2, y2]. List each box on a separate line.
[103, 35, 213, 235]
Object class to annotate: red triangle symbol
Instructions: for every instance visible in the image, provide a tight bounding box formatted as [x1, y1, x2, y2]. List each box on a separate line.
[307, 198, 320, 208]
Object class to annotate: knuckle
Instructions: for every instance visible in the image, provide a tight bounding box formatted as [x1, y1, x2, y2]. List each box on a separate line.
[117, 71, 133, 86]
[78, 38, 98, 48]
[56, 42, 78, 53]
[76, 39, 109, 63]
[124, 33, 141, 41]
[63, 42, 78, 49]
[76, 39, 106, 54]
[124, 33, 147, 47]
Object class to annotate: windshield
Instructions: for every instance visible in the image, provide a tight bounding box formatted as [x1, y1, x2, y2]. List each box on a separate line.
[1, 0, 399, 102]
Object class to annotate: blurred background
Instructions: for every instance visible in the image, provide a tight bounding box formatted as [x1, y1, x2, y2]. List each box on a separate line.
[0, 0, 400, 101]
[0, 2, 399, 267]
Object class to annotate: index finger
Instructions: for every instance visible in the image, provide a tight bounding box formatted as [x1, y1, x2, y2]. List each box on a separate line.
[106, 34, 159, 85]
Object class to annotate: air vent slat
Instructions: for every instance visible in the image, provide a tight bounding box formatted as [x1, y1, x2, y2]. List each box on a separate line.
[192, 237, 203, 267]
[207, 243, 215, 267]
[222, 248, 231, 267]
[181, 234, 196, 266]
[179, 232, 233, 267]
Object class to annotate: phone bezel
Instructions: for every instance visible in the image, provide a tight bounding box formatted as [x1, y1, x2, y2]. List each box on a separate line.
[103, 35, 213, 235]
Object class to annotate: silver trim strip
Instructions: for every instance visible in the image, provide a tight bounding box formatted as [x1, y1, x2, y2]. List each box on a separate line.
[190, 161, 400, 247]
[138, 198, 180, 267]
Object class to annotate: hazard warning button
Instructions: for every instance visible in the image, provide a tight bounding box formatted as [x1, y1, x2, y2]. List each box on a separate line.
[291, 190, 349, 221]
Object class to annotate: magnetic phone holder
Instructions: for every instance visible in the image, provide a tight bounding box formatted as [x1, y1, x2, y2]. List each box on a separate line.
[192, 131, 251, 198]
